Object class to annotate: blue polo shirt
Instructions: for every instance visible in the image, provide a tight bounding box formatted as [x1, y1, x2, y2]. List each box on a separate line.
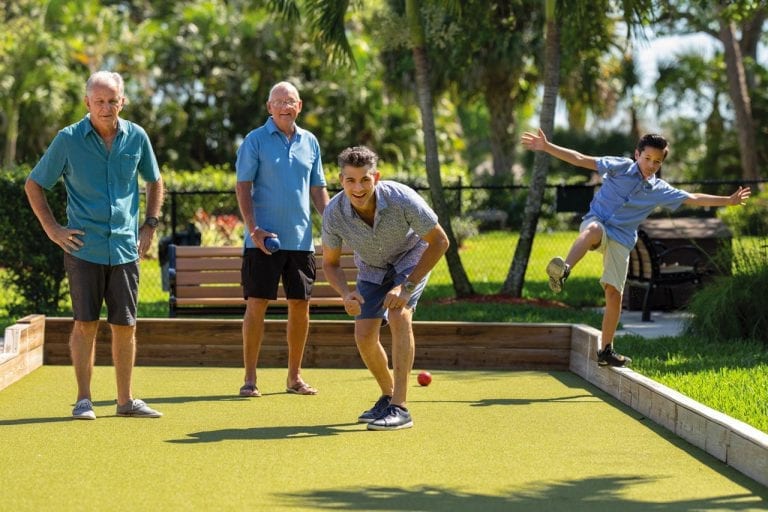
[322, 180, 438, 284]
[28, 115, 161, 265]
[235, 117, 326, 251]
[585, 157, 691, 249]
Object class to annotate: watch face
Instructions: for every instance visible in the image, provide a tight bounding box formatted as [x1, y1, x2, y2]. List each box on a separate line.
[145, 217, 159, 228]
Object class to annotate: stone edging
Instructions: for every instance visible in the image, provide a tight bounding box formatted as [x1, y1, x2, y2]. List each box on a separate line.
[570, 323, 768, 488]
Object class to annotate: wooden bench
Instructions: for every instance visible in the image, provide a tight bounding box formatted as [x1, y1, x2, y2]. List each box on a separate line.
[168, 244, 357, 317]
[626, 229, 712, 322]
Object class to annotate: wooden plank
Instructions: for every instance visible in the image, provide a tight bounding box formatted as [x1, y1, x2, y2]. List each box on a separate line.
[176, 286, 243, 299]
[169, 245, 358, 315]
[175, 269, 357, 286]
[0, 315, 46, 392]
[173, 297, 345, 306]
[174, 245, 355, 258]
[43, 318, 573, 370]
[176, 270, 241, 285]
[176, 258, 242, 271]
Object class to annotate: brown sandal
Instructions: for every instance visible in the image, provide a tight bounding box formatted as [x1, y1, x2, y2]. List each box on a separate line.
[285, 382, 318, 395]
[239, 383, 261, 397]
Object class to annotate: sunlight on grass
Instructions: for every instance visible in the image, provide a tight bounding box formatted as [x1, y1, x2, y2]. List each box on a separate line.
[622, 335, 768, 433]
[430, 230, 603, 288]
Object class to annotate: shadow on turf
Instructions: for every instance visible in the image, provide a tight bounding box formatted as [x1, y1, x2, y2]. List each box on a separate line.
[409, 394, 600, 407]
[0, 416, 74, 426]
[278, 479, 767, 512]
[167, 422, 364, 443]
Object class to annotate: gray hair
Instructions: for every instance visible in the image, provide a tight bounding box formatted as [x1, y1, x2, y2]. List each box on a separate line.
[268, 81, 300, 101]
[86, 71, 125, 98]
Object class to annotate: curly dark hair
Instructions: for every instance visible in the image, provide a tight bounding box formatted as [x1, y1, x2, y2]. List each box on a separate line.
[337, 146, 378, 171]
[637, 134, 669, 158]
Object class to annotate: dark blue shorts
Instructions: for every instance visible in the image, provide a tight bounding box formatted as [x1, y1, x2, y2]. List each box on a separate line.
[356, 267, 428, 322]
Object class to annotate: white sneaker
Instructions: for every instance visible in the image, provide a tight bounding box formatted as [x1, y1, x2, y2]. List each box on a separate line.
[116, 399, 163, 418]
[72, 398, 96, 420]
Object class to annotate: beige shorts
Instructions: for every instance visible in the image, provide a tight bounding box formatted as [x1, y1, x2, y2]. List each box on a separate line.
[579, 219, 630, 294]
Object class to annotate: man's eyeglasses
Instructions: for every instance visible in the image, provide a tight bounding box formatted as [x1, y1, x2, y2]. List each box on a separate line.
[271, 99, 299, 109]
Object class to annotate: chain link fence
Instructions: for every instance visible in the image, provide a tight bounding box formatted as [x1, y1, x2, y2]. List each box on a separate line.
[136, 178, 765, 315]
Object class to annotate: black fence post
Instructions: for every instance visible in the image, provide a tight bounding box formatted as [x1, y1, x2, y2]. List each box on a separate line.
[170, 191, 177, 238]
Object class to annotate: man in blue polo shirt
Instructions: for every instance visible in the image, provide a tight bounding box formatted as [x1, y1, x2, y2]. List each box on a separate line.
[322, 146, 450, 430]
[522, 129, 751, 367]
[235, 81, 329, 397]
[25, 71, 164, 420]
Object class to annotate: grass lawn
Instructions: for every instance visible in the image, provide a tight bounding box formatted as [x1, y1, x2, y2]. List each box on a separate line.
[620, 334, 768, 433]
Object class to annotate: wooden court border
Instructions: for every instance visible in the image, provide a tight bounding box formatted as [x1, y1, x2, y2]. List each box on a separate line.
[2, 314, 766, 488]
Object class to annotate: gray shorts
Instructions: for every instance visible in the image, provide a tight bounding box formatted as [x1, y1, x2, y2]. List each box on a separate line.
[64, 253, 139, 325]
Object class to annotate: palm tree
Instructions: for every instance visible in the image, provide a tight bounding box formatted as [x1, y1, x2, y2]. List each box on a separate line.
[502, 0, 654, 296]
[656, 0, 765, 182]
[276, 0, 474, 296]
[501, 0, 560, 296]
[404, 1, 473, 295]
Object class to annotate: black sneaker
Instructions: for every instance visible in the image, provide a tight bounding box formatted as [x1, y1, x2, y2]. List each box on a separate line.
[546, 257, 570, 293]
[367, 404, 413, 431]
[357, 395, 392, 424]
[597, 344, 632, 367]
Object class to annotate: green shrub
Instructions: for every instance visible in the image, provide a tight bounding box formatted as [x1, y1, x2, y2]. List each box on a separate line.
[161, 165, 239, 232]
[450, 216, 479, 247]
[717, 188, 768, 236]
[685, 237, 768, 344]
[0, 167, 69, 317]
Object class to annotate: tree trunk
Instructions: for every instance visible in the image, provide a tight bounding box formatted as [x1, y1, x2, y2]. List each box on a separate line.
[738, 8, 766, 91]
[406, 0, 474, 297]
[3, 103, 19, 167]
[484, 72, 517, 179]
[502, 2, 560, 296]
[718, 18, 760, 182]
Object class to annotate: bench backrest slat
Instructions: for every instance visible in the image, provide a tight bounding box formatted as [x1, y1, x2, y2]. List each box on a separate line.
[169, 244, 358, 316]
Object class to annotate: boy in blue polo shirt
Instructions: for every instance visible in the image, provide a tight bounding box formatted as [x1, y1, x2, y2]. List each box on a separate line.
[522, 129, 751, 367]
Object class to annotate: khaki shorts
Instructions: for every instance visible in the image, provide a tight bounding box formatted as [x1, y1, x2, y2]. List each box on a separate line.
[579, 219, 630, 294]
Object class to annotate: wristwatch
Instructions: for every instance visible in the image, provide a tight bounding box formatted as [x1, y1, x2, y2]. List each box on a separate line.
[144, 216, 159, 228]
[403, 280, 417, 293]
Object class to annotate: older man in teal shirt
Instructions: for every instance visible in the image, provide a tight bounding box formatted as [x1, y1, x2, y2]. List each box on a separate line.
[26, 71, 164, 420]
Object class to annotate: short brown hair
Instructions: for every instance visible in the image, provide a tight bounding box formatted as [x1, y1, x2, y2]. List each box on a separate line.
[337, 146, 378, 171]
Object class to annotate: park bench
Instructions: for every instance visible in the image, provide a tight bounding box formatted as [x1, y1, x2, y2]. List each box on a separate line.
[168, 244, 357, 317]
[626, 229, 713, 322]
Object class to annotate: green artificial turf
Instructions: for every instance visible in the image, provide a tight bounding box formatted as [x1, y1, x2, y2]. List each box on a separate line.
[1, 366, 765, 511]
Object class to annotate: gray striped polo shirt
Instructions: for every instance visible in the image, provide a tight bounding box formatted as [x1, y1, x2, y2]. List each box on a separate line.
[322, 180, 439, 284]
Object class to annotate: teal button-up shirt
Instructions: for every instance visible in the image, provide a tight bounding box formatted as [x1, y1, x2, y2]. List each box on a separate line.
[28, 115, 161, 265]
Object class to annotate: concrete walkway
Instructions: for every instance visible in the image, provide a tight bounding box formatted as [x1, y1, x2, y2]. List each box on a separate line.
[610, 309, 693, 339]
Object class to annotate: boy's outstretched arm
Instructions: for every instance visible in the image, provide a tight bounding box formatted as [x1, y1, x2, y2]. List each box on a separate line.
[520, 128, 599, 171]
[683, 186, 752, 207]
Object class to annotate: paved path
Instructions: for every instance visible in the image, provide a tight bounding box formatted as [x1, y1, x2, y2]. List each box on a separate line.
[609, 309, 693, 339]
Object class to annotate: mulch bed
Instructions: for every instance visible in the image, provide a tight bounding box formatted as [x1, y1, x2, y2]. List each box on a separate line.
[435, 294, 570, 308]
